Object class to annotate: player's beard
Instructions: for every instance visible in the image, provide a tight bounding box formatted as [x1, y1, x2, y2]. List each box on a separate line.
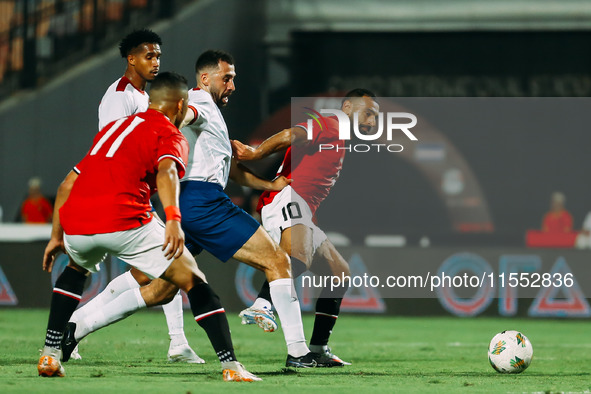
[214, 90, 231, 108]
[355, 124, 372, 135]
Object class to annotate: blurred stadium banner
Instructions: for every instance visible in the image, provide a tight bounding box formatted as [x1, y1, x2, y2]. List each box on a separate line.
[2, 232, 589, 318]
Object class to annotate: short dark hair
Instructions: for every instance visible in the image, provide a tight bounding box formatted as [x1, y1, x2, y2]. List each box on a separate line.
[342, 88, 377, 105]
[119, 29, 162, 58]
[195, 50, 234, 73]
[149, 71, 188, 92]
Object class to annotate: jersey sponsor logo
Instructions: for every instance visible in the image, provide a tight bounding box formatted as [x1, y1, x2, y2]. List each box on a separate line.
[303, 107, 330, 133]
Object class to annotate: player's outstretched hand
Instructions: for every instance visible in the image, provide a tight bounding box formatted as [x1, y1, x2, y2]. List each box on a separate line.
[270, 175, 292, 191]
[43, 238, 65, 273]
[163, 220, 185, 260]
[231, 139, 258, 161]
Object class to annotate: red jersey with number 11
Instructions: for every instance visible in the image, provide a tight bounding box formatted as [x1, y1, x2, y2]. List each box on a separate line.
[60, 109, 189, 235]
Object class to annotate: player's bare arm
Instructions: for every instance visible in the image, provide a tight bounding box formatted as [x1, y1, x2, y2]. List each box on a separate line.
[229, 159, 291, 191]
[178, 106, 195, 129]
[156, 158, 185, 260]
[231, 127, 307, 161]
[42, 170, 78, 273]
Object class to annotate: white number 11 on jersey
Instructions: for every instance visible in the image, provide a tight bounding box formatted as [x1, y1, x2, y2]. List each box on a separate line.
[90, 117, 145, 157]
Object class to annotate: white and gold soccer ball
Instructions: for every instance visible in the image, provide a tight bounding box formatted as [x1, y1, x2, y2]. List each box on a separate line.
[488, 330, 533, 374]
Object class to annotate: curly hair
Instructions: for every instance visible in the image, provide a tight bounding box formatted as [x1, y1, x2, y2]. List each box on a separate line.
[119, 29, 162, 58]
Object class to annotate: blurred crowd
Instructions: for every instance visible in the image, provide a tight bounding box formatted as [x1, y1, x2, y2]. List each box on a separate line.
[0, 0, 157, 86]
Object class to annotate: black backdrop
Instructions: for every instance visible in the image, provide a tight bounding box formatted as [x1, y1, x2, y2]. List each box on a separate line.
[283, 31, 591, 242]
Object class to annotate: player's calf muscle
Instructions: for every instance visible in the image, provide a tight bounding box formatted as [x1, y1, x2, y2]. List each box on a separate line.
[325, 242, 351, 277]
[282, 225, 314, 265]
[260, 250, 291, 281]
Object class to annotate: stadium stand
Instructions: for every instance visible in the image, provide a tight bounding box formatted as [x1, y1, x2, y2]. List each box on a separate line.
[0, 0, 195, 99]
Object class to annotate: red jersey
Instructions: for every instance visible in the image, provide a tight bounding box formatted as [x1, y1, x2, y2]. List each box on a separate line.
[60, 109, 189, 235]
[542, 210, 573, 233]
[21, 196, 53, 223]
[259, 116, 344, 215]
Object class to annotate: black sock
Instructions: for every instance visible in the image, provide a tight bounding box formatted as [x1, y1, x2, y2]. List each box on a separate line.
[188, 282, 236, 363]
[310, 283, 348, 347]
[44, 266, 87, 349]
[256, 257, 308, 303]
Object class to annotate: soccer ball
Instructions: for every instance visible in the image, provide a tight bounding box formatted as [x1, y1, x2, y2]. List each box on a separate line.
[488, 330, 533, 374]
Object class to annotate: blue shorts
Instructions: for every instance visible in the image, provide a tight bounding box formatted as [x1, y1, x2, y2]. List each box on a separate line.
[179, 180, 260, 262]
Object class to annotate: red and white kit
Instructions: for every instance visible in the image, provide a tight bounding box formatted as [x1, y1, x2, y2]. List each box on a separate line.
[258, 116, 344, 251]
[60, 109, 188, 277]
[98, 76, 149, 130]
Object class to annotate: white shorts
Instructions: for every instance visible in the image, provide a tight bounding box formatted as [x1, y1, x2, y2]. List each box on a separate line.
[63, 219, 172, 279]
[260, 185, 327, 253]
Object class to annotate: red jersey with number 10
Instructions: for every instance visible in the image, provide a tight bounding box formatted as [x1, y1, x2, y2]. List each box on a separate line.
[60, 109, 189, 235]
[258, 115, 345, 215]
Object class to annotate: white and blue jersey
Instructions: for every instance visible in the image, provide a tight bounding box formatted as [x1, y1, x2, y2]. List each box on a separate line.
[181, 88, 232, 188]
[179, 88, 259, 261]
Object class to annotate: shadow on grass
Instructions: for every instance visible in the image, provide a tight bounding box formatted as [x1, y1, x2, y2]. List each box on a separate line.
[7, 357, 590, 380]
[136, 369, 591, 378]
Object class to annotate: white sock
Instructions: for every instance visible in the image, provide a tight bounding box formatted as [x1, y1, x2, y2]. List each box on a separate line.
[269, 278, 309, 357]
[161, 290, 189, 348]
[75, 287, 146, 340]
[71, 270, 139, 323]
[252, 297, 272, 311]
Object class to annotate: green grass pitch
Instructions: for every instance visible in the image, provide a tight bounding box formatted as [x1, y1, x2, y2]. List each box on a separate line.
[0, 309, 589, 393]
